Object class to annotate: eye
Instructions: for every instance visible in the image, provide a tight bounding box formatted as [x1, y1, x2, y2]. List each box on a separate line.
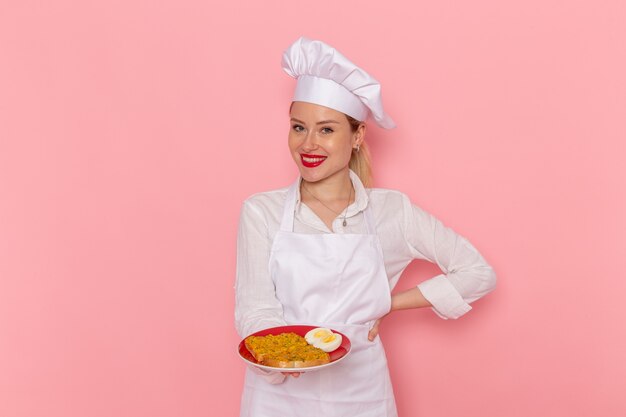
[321, 127, 334, 134]
[292, 124, 305, 133]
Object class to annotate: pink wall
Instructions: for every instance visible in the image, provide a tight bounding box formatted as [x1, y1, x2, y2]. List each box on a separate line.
[1, 1, 624, 416]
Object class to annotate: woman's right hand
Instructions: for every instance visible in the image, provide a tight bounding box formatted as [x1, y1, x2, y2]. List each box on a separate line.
[282, 372, 302, 378]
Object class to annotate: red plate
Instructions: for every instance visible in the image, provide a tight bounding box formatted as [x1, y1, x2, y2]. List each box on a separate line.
[238, 325, 352, 373]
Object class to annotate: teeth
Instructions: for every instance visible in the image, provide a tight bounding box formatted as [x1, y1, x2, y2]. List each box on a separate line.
[303, 156, 326, 163]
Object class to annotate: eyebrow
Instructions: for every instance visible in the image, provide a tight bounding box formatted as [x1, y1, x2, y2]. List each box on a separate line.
[290, 117, 341, 125]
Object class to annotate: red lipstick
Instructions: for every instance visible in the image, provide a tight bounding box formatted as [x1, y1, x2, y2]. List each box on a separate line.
[300, 154, 327, 168]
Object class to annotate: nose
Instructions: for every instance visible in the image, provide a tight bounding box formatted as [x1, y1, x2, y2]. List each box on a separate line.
[302, 130, 318, 151]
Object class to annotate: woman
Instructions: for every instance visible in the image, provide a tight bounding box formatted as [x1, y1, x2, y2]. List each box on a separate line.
[235, 37, 496, 417]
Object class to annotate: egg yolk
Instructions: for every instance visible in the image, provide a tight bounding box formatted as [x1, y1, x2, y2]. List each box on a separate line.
[314, 330, 330, 338]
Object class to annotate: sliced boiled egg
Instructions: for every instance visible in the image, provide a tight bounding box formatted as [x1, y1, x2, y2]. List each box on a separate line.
[305, 328, 332, 344]
[304, 327, 342, 352]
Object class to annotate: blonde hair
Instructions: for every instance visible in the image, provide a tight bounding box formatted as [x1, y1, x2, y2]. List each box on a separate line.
[345, 115, 372, 187]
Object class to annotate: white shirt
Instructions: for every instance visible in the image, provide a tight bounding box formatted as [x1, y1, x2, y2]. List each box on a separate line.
[235, 171, 496, 339]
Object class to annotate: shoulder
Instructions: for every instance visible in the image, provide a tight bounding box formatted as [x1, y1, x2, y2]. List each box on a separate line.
[365, 187, 415, 231]
[240, 186, 290, 221]
[366, 187, 435, 229]
[367, 187, 413, 211]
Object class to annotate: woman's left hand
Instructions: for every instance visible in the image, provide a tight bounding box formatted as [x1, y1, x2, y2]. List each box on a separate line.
[368, 315, 387, 341]
[369, 288, 432, 341]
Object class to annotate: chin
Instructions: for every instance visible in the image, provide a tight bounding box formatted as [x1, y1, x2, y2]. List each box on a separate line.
[299, 170, 324, 183]
[299, 167, 348, 184]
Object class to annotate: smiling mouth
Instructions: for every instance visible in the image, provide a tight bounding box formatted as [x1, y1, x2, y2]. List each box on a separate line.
[301, 154, 327, 168]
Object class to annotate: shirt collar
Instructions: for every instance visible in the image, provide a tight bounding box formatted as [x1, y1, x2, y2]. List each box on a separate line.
[293, 169, 369, 217]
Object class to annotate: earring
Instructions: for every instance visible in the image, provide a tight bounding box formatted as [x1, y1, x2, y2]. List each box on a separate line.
[354, 143, 360, 152]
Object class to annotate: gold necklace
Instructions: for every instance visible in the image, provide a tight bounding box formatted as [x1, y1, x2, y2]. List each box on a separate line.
[302, 182, 353, 227]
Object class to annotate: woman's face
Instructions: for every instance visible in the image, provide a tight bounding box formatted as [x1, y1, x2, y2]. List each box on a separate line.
[288, 101, 364, 184]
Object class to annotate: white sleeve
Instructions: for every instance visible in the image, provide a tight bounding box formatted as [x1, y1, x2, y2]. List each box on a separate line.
[401, 195, 497, 319]
[234, 200, 288, 337]
[234, 200, 288, 385]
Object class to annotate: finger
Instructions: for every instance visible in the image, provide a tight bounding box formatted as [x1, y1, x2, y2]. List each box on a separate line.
[368, 328, 378, 341]
[368, 319, 381, 341]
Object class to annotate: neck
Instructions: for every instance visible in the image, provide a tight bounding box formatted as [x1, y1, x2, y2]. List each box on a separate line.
[301, 169, 352, 201]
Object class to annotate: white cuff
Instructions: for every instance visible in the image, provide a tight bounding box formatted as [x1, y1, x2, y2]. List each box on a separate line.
[417, 274, 472, 319]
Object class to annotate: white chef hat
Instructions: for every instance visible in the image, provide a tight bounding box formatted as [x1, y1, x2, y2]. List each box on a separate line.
[282, 36, 396, 129]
